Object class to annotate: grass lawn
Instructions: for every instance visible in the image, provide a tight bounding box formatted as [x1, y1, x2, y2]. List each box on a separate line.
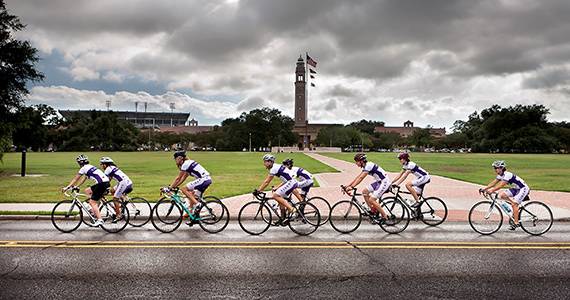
[320, 152, 570, 192]
[0, 152, 338, 203]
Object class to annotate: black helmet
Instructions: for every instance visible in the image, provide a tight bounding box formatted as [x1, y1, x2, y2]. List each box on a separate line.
[282, 158, 294, 167]
[173, 151, 186, 159]
[354, 153, 367, 162]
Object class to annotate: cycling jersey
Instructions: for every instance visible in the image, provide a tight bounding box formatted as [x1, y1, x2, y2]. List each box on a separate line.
[290, 167, 313, 181]
[362, 162, 388, 182]
[269, 164, 294, 182]
[78, 164, 109, 184]
[496, 171, 528, 189]
[402, 161, 429, 178]
[180, 160, 210, 179]
[104, 166, 131, 183]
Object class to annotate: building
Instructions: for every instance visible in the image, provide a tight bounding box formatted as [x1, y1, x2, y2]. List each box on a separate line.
[157, 118, 214, 134]
[291, 55, 340, 149]
[59, 110, 191, 128]
[374, 120, 446, 138]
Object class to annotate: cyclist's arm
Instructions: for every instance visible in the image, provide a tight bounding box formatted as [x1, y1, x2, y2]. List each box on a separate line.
[393, 170, 410, 186]
[170, 170, 189, 188]
[488, 181, 507, 193]
[347, 171, 368, 189]
[64, 174, 83, 190]
[258, 175, 274, 191]
[481, 179, 499, 192]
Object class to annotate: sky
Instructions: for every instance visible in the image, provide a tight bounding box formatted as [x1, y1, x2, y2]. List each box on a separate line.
[7, 0, 570, 129]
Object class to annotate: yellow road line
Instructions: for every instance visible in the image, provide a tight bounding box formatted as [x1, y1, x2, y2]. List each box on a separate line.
[1, 244, 570, 249]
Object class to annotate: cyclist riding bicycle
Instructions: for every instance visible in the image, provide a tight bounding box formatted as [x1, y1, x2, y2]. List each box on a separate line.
[169, 151, 212, 217]
[100, 156, 132, 220]
[62, 154, 110, 226]
[391, 152, 431, 207]
[255, 154, 298, 217]
[480, 160, 530, 230]
[282, 158, 313, 202]
[343, 153, 390, 222]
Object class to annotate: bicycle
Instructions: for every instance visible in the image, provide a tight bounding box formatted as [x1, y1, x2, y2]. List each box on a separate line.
[383, 185, 448, 226]
[238, 190, 321, 236]
[469, 190, 553, 236]
[297, 193, 331, 226]
[150, 187, 229, 234]
[329, 185, 410, 234]
[51, 187, 130, 233]
[80, 193, 152, 228]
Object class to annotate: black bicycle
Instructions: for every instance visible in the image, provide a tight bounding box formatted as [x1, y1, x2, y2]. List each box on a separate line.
[383, 185, 448, 226]
[238, 190, 321, 236]
[329, 185, 410, 234]
[299, 193, 331, 226]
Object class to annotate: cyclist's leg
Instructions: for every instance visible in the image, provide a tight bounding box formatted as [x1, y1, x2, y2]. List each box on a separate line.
[500, 189, 519, 225]
[410, 177, 430, 204]
[274, 181, 297, 212]
[90, 182, 109, 220]
[296, 179, 313, 202]
[181, 178, 208, 207]
[365, 181, 390, 219]
[112, 182, 132, 217]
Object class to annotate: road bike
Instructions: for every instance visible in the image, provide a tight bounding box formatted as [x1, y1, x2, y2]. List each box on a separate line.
[383, 185, 448, 226]
[238, 190, 321, 236]
[80, 193, 152, 228]
[51, 187, 129, 233]
[329, 186, 409, 234]
[298, 193, 331, 226]
[151, 188, 229, 234]
[469, 190, 553, 235]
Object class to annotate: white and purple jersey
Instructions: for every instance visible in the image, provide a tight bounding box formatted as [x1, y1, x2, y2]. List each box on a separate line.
[496, 171, 528, 189]
[363, 162, 388, 182]
[78, 164, 109, 184]
[180, 160, 210, 179]
[104, 166, 131, 183]
[403, 161, 429, 178]
[290, 167, 313, 181]
[269, 164, 294, 183]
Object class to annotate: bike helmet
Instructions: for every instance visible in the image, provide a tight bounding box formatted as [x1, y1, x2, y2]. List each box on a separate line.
[262, 154, 275, 162]
[282, 158, 294, 167]
[397, 152, 410, 161]
[491, 160, 506, 169]
[353, 153, 367, 162]
[173, 150, 186, 159]
[99, 156, 114, 164]
[76, 154, 89, 164]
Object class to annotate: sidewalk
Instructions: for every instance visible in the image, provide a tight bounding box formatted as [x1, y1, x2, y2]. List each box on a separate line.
[2, 153, 570, 222]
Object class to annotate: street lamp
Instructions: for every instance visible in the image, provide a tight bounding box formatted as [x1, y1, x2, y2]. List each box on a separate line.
[249, 132, 252, 152]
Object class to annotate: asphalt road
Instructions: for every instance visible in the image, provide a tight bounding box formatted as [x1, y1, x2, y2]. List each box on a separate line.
[1, 220, 570, 299]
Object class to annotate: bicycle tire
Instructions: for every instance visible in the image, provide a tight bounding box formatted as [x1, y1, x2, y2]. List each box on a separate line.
[126, 197, 152, 227]
[307, 196, 331, 226]
[288, 201, 320, 236]
[81, 200, 101, 227]
[380, 199, 410, 234]
[100, 199, 130, 233]
[51, 200, 82, 233]
[469, 200, 503, 235]
[419, 197, 448, 226]
[238, 201, 272, 235]
[151, 198, 183, 233]
[197, 197, 230, 233]
[519, 201, 553, 236]
[329, 200, 362, 234]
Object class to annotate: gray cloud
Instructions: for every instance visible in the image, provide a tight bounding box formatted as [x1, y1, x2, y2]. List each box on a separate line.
[522, 67, 570, 90]
[237, 96, 265, 111]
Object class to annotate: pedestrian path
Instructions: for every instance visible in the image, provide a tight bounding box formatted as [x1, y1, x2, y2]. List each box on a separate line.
[2, 153, 570, 222]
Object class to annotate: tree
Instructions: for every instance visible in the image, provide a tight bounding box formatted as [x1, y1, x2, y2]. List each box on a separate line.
[0, 1, 44, 158]
[11, 104, 60, 151]
[348, 119, 385, 135]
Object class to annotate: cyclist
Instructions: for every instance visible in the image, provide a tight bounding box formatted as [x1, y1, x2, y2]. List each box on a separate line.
[169, 151, 212, 217]
[62, 154, 110, 226]
[480, 160, 530, 230]
[282, 158, 313, 202]
[100, 157, 132, 220]
[343, 153, 390, 223]
[391, 152, 431, 207]
[255, 154, 297, 217]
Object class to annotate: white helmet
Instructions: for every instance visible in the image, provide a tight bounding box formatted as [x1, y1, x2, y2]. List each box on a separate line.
[100, 156, 114, 164]
[491, 160, 506, 168]
[76, 154, 89, 164]
[262, 154, 275, 162]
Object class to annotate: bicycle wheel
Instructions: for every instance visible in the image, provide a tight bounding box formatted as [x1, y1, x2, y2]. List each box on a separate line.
[126, 197, 152, 227]
[381, 196, 408, 224]
[238, 201, 272, 235]
[197, 197, 230, 233]
[81, 201, 99, 227]
[51, 200, 82, 233]
[419, 197, 448, 226]
[519, 201, 553, 236]
[288, 201, 320, 236]
[329, 200, 362, 234]
[151, 198, 183, 233]
[380, 199, 410, 234]
[307, 196, 331, 226]
[100, 199, 130, 233]
[469, 201, 503, 235]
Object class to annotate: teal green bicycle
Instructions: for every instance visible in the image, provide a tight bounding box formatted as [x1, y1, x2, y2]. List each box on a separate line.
[150, 187, 229, 233]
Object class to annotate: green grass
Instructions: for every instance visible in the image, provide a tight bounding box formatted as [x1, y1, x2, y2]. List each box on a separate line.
[0, 152, 338, 203]
[0, 210, 57, 215]
[320, 152, 570, 192]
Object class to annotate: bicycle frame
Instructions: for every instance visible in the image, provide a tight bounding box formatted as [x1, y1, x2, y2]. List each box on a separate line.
[64, 189, 97, 223]
[387, 186, 425, 217]
[480, 191, 536, 222]
[161, 189, 208, 222]
[253, 192, 293, 224]
[340, 186, 378, 219]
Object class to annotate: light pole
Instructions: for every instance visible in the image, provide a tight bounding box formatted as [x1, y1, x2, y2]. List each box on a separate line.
[249, 132, 252, 152]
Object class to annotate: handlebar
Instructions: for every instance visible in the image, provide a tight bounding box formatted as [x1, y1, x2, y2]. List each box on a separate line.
[340, 185, 357, 195]
[252, 189, 267, 200]
[479, 189, 498, 200]
[63, 186, 83, 198]
[160, 186, 179, 196]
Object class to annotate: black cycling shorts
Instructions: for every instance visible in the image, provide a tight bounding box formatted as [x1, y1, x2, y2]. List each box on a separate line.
[90, 181, 110, 201]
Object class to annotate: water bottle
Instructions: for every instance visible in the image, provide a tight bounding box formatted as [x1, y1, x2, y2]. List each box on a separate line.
[361, 201, 370, 212]
[406, 199, 416, 207]
[182, 201, 190, 212]
[270, 201, 279, 212]
[501, 202, 512, 215]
